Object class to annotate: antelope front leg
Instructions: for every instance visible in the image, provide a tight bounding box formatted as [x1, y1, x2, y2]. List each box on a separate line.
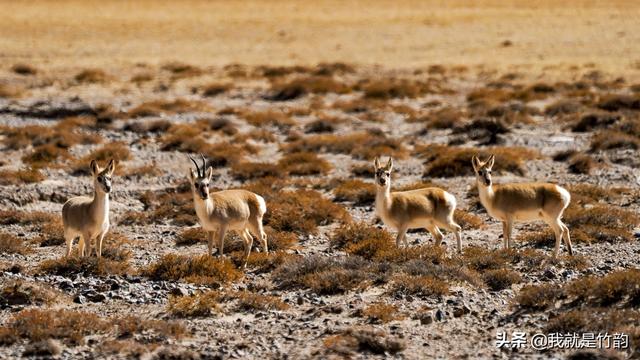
[96, 232, 107, 259]
[207, 231, 215, 256]
[395, 226, 408, 248]
[216, 224, 228, 257]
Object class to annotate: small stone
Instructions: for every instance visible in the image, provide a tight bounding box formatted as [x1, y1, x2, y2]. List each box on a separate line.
[435, 309, 446, 321]
[58, 280, 74, 290]
[169, 287, 187, 297]
[89, 293, 107, 303]
[420, 313, 434, 325]
[73, 295, 86, 304]
[23, 339, 62, 357]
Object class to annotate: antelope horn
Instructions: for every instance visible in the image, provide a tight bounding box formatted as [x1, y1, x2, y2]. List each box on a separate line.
[188, 155, 201, 177]
[200, 153, 207, 175]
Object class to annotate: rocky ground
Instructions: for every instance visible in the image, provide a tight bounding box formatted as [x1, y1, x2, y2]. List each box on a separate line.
[0, 63, 639, 359]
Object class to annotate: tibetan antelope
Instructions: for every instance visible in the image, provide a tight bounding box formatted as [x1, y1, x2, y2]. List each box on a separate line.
[62, 159, 115, 258]
[188, 154, 268, 268]
[471, 155, 572, 257]
[374, 157, 462, 252]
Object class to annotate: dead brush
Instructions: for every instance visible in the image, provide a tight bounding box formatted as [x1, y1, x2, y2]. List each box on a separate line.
[0, 167, 45, 185]
[410, 107, 465, 129]
[268, 75, 351, 101]
[388, 275, 449, 299]
[242, 109, 296, 128]
[69, 142, 131, 175]
[0, 232, 30, 255]
[590, 130, 640, 150]
[39, 255, 130, 277]
[361, 303, 404, 323]
[597, 94, 640, 111]
[516, 269, 640, 311]
[416, 144, 541, 177]
[453, 209, 484, 230]
[481, 268, 521, 291]
[127, 99, 211, 118]
[0, 280, 66, 306]
[283, 131, 408, 160]
[123, 119, 172, 134]
[330, 221, 393, 252]
[0, 309, 111, 345]
[304, 114, 346, 134]
[273, 255, 373, 295]
[11, 63, 38, 75]
[333, 179, 376, 205]
[553, 150, 599, 174]
[121, 188, 196, 226]
[168, 291, 221, 317]
[141, 254, 242, 287]
[201, 82, 232, 97]
[265, 189, 350, 234]
[361, 78, 432, 99]
[161, 61, 203, 79]
[74, 69, 110, 84]
[278, 152, 331, 176]
[230, 161, 283, 181]
[322, 327, 406, 356]
[232, 291, 289, 312]
[196, 117, 238, 136]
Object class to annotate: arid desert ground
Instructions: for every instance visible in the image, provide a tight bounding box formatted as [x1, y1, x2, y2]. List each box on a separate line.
[1, 1, 640, 359]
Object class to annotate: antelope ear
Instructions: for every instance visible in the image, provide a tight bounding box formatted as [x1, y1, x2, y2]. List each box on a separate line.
[205, 166, 213, 181]
[189, 169, 197, 183]
[106, 159, 116, 175]
[90, 160, 100, 175]
[386, 157, 393, 171]
[373, 156, 380, 170]
[471, 156, 479, 172]
[487, 155, 495, 169]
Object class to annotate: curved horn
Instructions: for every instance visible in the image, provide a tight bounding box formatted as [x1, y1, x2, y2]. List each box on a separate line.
[200, 153, 207, 174]
[188, 155, 201, 177]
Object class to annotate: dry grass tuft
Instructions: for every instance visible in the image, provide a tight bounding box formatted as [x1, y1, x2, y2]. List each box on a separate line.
[230, 161, 283, 181]
[333, 179, 376, 205]
[74, 69, 110, 84]
[142, 254, 242, 287]
[388, 275, 449, 299]
[1, 309, 110, 345]
[274, 255, 372, 295]
[70, 142, 131, 175]
[243, 109, 296, 128]
[201, 82, 232, 97]
[362, 303, 404, 323]
[11, 63, 38, 75]
[0, 280, 65, 306]
[268, 75, 350, 101]
[127, 99, 211, 118]
[39, 255, 130, 277]
[283, 131, 408, 160]
[454, 209, 484, 230]
[481, 268, 521, 291]
[161, 61, 203, 78]
[322, 327, 406, 356]
[0, 232, 29, 255]
[517, 269, 640, 311]
[416, 144, 541, 178]
[265, 190, 350, 234]
[168, 291, 221, 317]
[278, 152, 332, 176]
[591, 130, 640, 151]
[233, 291, 289, 312]
[0, 168, 45, 185]
[362, 78, 430, 99]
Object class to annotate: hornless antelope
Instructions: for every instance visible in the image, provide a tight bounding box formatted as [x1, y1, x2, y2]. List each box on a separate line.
[188, 154, 268, 268]
[62, 159, 115, 258]
[374, 157, 462, 252]
[471, 155, 572, 257]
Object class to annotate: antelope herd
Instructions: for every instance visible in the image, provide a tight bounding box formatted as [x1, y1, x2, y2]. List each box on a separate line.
[63, 153, 575, 265]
